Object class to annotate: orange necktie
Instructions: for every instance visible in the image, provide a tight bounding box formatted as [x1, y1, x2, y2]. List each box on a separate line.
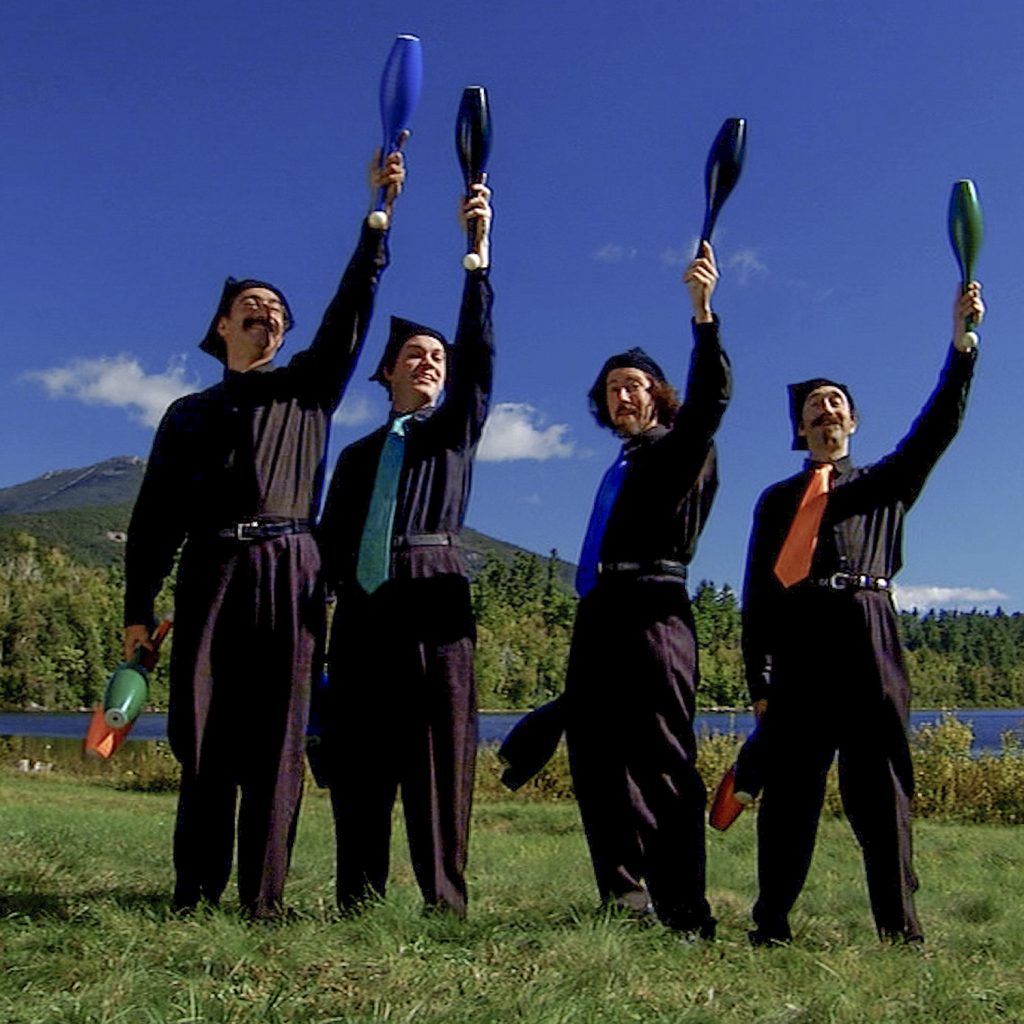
[774, 464, 833, 588]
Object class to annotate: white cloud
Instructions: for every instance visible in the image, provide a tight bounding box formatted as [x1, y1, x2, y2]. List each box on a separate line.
[478, 403, 575, 462]
[333, 393, 375, 427]
[728, 247, 768, 285]
[660, 245, 695, 268]
[592, 244, 637, 264]
[26, 355, 197, 428]
[661, 242, 768, 284]
[894, 584, 1008, 612]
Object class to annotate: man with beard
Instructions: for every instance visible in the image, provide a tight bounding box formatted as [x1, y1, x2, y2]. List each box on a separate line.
[742, 283, 984, 946]
[316, 182, 493, 919]
[564, 242, 729, 939]
[123, 151, 405, 920]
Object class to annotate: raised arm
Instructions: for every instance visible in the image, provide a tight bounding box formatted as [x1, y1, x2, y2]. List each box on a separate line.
[872, 282, 983, 506]
[660, 242, 732, 478]
[433, 182, 495, 450]
[290, 150, 407, 410]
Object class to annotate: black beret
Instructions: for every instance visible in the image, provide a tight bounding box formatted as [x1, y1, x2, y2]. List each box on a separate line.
[370, 316, 450, 386]
[588, 347, 667, 429]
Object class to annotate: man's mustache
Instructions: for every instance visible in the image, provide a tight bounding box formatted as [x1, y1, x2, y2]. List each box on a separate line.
[811, 412, 842, 429]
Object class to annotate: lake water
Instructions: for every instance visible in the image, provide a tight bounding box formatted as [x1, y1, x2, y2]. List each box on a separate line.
[2, 708, 1023, 755]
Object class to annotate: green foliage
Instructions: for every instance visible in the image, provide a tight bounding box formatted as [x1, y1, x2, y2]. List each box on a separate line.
[691, 580, 746, 707]
[0, 502, 135, 568]
[901, 608, 1024, 707]
[0, 533, 174, 711]
[2, 522, 1023, 715]
[472, 551, 577, 709]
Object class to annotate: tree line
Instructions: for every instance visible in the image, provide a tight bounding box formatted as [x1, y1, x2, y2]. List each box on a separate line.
[1, 530, 1022, 711]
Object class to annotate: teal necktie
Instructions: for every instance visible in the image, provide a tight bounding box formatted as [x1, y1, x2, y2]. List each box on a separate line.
[356, 414, 411, 594]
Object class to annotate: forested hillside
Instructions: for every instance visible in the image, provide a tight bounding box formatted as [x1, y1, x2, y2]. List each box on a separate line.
[1, 530, 1021, 712]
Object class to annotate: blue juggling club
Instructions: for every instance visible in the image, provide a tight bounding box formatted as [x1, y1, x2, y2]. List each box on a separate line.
[698, 118, 748, 252]
[367, 34, 423, 230]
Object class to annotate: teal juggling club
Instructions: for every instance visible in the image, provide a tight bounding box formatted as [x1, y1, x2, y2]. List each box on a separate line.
[947, 179, 984, 348]
[102, 619, 172, 729]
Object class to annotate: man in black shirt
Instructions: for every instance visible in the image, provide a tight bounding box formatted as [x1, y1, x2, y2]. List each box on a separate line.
[564, 242, 729, 938]
[124, 152, 405, 920]
[317, 183, 493, 918]
[742, 283, 984, 945]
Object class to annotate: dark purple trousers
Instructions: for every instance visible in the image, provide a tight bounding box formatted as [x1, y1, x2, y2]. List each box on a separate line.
[753, 589, 922, 941]
[564, 576, 714, 934]
[325, 569, 477, 917]
[167, 534, 323, 918]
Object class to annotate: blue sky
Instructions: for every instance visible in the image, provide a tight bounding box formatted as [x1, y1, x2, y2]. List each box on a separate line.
[3, 0, 1022, 612]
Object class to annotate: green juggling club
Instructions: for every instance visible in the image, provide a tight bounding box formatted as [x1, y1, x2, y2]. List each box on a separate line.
[948, 179, 983, 347]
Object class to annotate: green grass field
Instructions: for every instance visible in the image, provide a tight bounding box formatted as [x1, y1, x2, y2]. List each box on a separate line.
[3, 770, 1024, 1023]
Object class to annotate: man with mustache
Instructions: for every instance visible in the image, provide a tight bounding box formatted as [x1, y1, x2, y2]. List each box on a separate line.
[316, 182, 493, 918]
[563, 241, 729, 939]
[123, 150, 405, 920]
[742, 282, 984, 946]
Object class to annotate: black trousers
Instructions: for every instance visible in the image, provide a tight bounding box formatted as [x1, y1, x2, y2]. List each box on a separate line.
[753, 589, 922, 941]
[564, 576, 714, 934]
[168, 535, 322, 918]
[325, 571, 477, 917]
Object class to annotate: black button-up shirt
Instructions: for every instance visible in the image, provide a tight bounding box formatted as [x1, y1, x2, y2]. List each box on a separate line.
[741, 344, 977, 702]
[125, 223, 389, 625]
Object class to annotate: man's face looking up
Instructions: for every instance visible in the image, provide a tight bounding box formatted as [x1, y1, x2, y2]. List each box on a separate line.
[605, 367, 657, 437]
[217, 288, 288, 368]
[799, 385, 857, 460]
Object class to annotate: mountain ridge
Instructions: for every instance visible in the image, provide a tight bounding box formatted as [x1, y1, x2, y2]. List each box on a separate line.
[0, 457, 576, 584]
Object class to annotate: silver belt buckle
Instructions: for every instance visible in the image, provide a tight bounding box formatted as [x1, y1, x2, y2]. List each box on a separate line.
[235, 520, 260, 541]
[827, 572, 850, 591]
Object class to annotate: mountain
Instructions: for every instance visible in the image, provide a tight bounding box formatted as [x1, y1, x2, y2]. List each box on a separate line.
[0, 456, 145, 514]
[0, 458, 576, 585]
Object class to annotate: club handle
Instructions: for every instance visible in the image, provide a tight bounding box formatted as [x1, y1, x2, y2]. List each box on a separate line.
[462, 173, 488, 271]
[959, 280, 979, 349]
[463, 229, 482, 271]
[368, 147, 393, 230]
[367, 132, 410, 231]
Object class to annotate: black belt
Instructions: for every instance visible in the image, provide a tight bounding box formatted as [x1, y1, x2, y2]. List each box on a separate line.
[598, 559, 687, 580]
[392, 532, 458, 549]
[214, 517, 311, 542]
[812, 571, 891, 592]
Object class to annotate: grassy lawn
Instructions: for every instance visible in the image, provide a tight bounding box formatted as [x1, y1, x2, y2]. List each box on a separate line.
[3, 770, 1024, 1023]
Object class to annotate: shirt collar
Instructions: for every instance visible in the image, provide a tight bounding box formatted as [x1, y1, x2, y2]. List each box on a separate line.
[623, 423, 668, 453]
[223, 361, 275, 382]
[804, 454, 853, 477]
[387, 405, 436, 426]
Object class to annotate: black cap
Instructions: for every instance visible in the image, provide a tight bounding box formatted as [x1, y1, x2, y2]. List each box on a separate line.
[198, 277, 294, 364]
[588, 346, 667, 429]
[787, 377, 856, 450]
[370, 316, 450, 387]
